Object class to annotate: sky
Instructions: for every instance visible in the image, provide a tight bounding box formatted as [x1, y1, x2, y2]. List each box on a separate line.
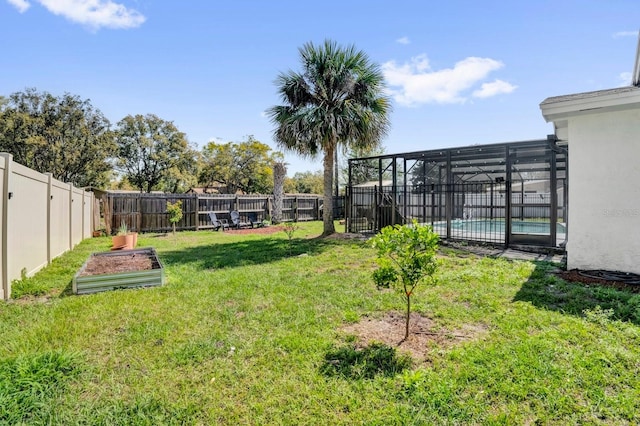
[1, 0, 639, 177]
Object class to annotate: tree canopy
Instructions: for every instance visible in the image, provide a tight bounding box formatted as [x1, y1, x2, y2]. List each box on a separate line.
[199, 136, 278, 194]
[0, 88, 115, 187]
[114, 114, 193, 193]
[287, 170, 323, 194]
[268, 39, 391, 235]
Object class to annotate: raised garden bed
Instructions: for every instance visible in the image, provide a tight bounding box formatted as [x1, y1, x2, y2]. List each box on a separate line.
[73, 247, 165, 295]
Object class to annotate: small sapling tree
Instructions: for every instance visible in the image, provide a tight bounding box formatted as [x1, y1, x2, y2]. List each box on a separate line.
[371, 220, 439, 341]
[166, 200, 183, 236]
[282, 221, 299, 255]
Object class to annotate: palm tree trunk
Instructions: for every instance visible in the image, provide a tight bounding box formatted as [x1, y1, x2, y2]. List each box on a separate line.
[334, 148, 339, 198]
[272, 162, 286, 224]
[322, 147, 336, 235]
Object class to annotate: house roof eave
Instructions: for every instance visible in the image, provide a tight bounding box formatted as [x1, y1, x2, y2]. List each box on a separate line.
[540, 86, 640, 123]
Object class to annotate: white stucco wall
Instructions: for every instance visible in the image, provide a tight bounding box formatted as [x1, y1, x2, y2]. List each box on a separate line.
[567, 109, 640, 274]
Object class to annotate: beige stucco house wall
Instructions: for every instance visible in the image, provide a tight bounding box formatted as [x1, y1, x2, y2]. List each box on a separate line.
[541, 86, 640, 274]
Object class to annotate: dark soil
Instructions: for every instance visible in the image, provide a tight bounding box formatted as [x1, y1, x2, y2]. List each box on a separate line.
[341, 311, 487, 362]
[79, 253, 155, 276]
[555, 269, 640, 293]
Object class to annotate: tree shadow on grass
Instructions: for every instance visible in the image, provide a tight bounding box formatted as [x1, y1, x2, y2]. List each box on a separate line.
[320, 342, 412, 380]
[513, 262, 640, 325]
[159, 236, 346, 271]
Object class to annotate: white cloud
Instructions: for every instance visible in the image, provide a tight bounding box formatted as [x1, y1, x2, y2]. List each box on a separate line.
[613, 31, 639, 38]
[382, 55, 514, 106]
[472, 79, 517, 98]
[6, 0, 30, 12]
[619, 72, 632, 86]
[5, 0, 146, 30]
[396, 36, 410, 45]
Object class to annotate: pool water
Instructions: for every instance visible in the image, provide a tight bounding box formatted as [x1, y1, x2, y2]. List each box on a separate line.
[434, 219, 566, 234]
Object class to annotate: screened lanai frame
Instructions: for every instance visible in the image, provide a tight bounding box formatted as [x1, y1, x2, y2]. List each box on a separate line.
[346, 136, 568, 248]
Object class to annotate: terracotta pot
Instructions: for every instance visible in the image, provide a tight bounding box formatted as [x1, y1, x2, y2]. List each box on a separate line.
[129, 232, 138, 248]
[112, 235, 128, 250]
[112, 234, 135, 250]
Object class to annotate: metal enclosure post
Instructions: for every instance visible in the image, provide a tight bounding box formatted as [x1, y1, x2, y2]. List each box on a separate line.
[430, 185, 435, 228]
[505, 146, 512, 247]
[445, 151, 452, 239]
[490, 182, 494, 221]
[346, 160, 352, 232]
[422, 160, 427, 223]
[550, 140, 558, 246]
[403, 158, 408, 224]
[391, 156, 397, 226]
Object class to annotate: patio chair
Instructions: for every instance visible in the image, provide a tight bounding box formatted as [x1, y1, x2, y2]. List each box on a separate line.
[230, 210, 251, 229]
[248, 212, 264, 228]
[208, 212, 229, 231]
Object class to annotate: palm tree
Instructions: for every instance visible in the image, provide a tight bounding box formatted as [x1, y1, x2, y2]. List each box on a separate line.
[268, 40, 391, 235]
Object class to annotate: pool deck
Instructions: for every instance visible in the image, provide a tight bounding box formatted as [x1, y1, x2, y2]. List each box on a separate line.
[442, 241, 566, 264]
[429, 220, 566, 248]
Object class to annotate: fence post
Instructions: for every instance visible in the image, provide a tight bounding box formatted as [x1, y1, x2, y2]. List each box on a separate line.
[68, 182, 74, 251]
[46, 173, 53, 263]
[103, 194, 112, 235]
[193, 194, 199, 231]
[136, 194, 142, 232]
[93, 195, 100, 233]
[294, 196, 298, 221]
[0, 153, 12, 300]
[81, 189, 86, 240]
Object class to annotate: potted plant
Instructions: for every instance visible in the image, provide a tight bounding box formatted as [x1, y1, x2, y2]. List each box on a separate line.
[112, 221, 135, 250]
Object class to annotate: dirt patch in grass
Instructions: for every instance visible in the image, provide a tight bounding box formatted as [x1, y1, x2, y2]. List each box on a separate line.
[79, 253, 154, 276]
[341, 311, 487, 362]
[10, 289, 58, 305]
[556, 269, 640, 294]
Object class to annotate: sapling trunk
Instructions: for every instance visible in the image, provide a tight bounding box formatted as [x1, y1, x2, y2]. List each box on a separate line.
[405, 290, 411, 340]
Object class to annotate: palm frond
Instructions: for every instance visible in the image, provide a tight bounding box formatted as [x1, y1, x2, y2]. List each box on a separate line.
[268, 39, 391, 222]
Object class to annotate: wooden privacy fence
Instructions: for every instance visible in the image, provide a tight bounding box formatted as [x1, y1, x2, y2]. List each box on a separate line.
[0, 153, 94, 300]
[104, 193, 326, 234]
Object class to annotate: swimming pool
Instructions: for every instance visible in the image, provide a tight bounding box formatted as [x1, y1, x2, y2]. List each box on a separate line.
[433, 219, 566, 235]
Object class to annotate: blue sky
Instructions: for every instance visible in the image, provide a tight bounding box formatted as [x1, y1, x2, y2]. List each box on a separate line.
[1, 0, 638, 176]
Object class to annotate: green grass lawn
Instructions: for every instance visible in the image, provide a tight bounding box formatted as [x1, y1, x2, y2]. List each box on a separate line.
[2, 222, 639, 424]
